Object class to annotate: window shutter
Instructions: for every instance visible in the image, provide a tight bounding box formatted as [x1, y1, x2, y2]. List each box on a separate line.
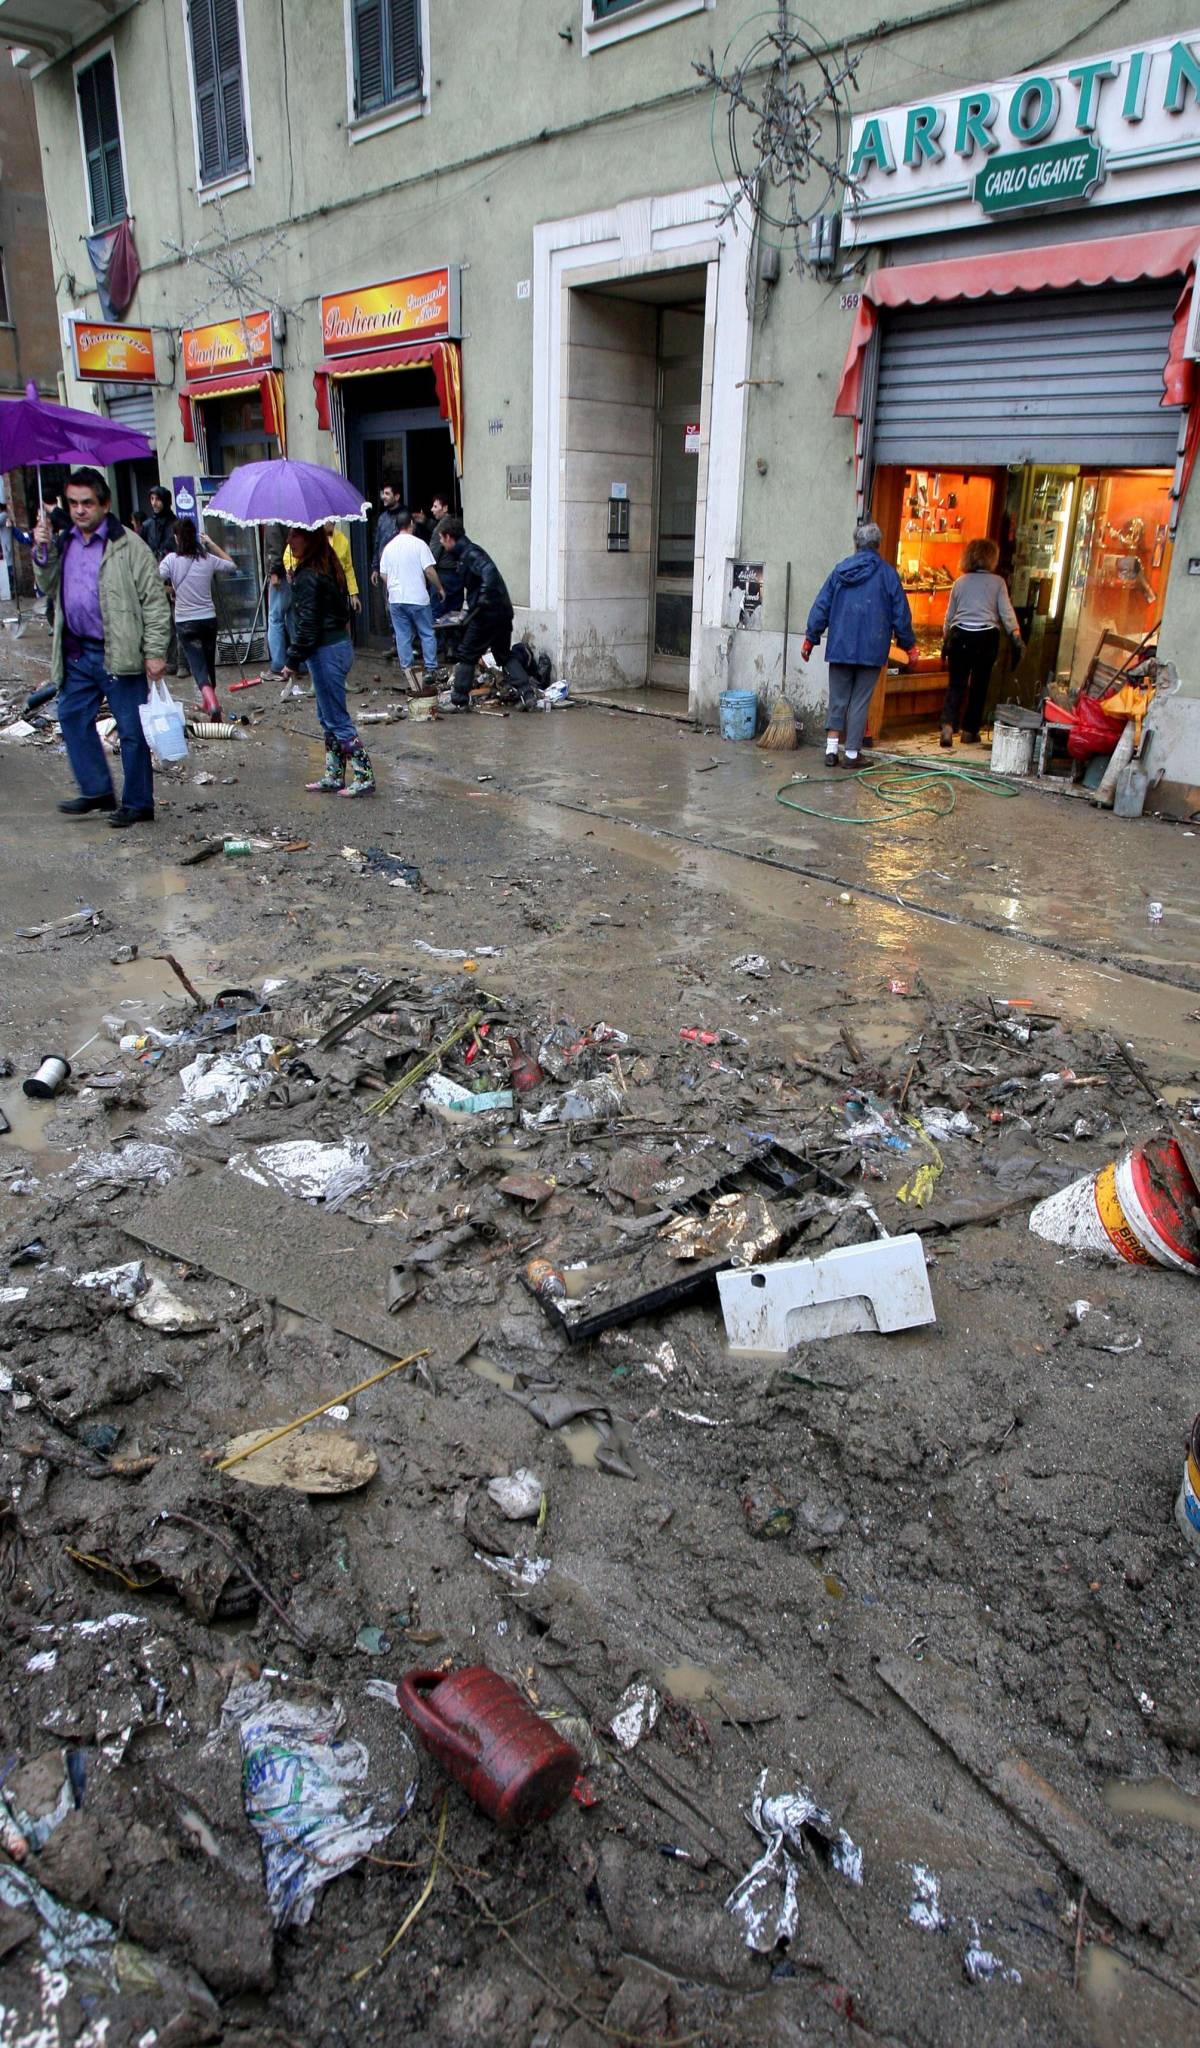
[389, 0, 422, 101]
[354, 0, 386, 116]
[189, 0, 222, 183]
[77, 57, 125, 228]
[214, 0, 248, 171]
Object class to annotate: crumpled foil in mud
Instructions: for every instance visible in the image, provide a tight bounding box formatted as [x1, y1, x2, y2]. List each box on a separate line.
[726, 1771, 863, 1952]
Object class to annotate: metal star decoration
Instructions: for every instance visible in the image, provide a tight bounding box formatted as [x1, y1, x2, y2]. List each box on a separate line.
[695, 7, 863, 274]
[162, 198, 295, 350]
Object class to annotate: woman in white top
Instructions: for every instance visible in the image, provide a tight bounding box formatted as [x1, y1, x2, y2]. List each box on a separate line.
[940, 537, 1023, 749]
[159, 520, 236, 719]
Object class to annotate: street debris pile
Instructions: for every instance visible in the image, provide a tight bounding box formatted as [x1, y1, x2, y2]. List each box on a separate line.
[2, 956, 1199, 2044]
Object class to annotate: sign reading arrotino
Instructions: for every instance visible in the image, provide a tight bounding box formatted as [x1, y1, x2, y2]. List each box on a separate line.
[844, 33, 1200, 244]
[320, 268, 461, 355]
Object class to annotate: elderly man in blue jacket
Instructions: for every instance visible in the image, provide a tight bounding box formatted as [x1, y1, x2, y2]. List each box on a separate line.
[801, 521, 915, 769]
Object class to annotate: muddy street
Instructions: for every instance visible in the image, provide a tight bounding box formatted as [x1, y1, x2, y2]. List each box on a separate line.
[2, 642, 1199, 2048]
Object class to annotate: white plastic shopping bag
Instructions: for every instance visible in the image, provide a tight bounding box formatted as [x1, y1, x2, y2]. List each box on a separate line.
[138, 679, 188, 761]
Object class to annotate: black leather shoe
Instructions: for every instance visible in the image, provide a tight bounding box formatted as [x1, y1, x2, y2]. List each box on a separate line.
[59, 793, 116, 815]
[108, 806, 155, 829]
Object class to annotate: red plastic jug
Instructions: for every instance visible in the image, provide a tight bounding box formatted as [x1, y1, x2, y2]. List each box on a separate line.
[396, 1667, 580, 1830]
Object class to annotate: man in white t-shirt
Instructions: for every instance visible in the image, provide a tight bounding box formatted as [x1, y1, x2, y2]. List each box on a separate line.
[378, 509, 444, 675]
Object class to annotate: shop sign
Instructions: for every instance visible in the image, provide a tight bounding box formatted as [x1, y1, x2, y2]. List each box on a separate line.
[320, 267, 460, 355]
[684, 422, 701, 454]
[71, 321, 156, 383]
[506, 463, 532, 500]
[181, 311, 275, 380]
[845, 34, 1200, 245]
[976, 139, 1104, 215]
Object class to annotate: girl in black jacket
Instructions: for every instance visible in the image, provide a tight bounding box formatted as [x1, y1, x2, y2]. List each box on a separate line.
[282, 526, 375, 797]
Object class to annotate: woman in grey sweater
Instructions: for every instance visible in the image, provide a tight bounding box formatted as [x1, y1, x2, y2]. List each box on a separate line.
[940, 538, 1022, 748]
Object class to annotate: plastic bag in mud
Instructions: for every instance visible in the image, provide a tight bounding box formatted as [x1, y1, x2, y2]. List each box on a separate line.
[223, 1678, 419, 1928]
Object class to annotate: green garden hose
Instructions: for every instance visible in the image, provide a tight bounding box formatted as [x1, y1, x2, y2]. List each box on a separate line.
[776, 753, 1022, 824]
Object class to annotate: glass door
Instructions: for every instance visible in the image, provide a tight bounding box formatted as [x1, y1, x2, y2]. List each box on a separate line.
[650, 309, 704, 688]
[1057, 469, 1173, 689]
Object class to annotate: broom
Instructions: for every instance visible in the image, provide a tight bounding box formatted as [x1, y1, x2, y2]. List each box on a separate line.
[757, 697, 798, 750]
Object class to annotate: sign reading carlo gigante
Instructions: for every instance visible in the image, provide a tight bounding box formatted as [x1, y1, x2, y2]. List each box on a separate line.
[320, 268, 461, 355]
[845, 33, 1200, 244]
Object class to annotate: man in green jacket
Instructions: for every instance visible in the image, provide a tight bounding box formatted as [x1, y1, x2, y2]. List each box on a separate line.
[33, 467, 171, 828]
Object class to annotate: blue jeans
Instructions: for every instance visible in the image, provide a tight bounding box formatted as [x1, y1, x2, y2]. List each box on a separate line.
[267, 585, 291, 673]
[307, 634, 357, 748]
[59, 646, 153, 813]
[389, 599, 437, 667]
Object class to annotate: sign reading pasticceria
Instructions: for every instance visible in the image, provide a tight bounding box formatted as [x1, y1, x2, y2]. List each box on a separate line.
[320, 268, 461, 355]
[845, 33, 1200, 244]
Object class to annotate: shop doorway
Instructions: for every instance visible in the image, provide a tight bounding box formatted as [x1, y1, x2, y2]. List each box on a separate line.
[651, 306, 705, 687]
[197, 390, 277, 639]
[343, 371, 457, 644]
[559, 267, 708, 694]
[869, 461, 1174, 744]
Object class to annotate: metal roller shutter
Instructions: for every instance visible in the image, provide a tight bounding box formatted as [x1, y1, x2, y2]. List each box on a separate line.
[104, 389, 157, 441]
[873, 287, 1181, 469]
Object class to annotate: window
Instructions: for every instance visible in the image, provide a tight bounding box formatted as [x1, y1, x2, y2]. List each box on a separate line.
[352, 0, 422, 119]
[188, 0, 249, 187]
[77, 54, 126, 229]
[584, 0, 712, 51]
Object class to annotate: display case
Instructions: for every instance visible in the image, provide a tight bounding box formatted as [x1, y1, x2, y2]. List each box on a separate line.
[883, 469, 996, 725]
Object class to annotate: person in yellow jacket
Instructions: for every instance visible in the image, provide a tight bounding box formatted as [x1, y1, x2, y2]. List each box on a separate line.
[283, 521, 361, 611]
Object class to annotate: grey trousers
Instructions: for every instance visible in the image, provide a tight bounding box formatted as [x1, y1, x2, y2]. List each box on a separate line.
[826, 662, 879, 754]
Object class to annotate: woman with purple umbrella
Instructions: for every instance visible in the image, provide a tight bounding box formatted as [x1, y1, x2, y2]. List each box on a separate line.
[202, 459, 375, 798]
[280, 526, 375, 798]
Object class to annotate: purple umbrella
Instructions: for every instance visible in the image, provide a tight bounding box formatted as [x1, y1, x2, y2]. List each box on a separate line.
[0, 381, 153, 470]
[203, 458, 369, 529]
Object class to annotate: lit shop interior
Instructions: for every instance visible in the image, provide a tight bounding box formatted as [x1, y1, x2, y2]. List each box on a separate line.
[869, 463, 1173, 740]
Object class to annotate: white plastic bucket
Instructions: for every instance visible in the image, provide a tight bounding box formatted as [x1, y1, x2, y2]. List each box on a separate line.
[1028, 1160, 1153, 1265]
[990, 724, 1033, 776]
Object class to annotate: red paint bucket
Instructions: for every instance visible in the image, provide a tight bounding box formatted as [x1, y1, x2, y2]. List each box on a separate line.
[1115, 1140, 1200, 1273]
[396, 1667, 580, 1830]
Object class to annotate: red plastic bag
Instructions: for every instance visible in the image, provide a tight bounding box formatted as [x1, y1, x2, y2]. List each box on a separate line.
[1067, 693, 1127, 762]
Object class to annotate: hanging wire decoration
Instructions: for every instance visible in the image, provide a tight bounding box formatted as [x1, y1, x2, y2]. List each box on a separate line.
[162, 198, 296, 354]
[695, 7, 864, 273]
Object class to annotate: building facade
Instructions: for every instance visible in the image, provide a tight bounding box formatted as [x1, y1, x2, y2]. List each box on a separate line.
[15, 0, 1200, 801]
[0, 49, 67, 589]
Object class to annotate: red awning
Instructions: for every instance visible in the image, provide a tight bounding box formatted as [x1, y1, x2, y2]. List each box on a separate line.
[835, 225, 1200, 419]
[313, 339, 464, 475]
[179, 368, 287, 450]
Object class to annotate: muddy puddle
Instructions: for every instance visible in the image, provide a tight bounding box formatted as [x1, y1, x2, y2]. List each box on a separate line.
[464, 1350, 602, 1469]
[1105, 1775, 1200, 1832]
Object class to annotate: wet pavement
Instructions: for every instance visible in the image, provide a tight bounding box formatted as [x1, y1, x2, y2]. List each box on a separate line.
[1, 635, 1199, 2048]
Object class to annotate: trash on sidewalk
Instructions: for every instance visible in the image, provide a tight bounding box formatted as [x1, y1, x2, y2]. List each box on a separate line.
[1029, 1138, 1200, 1270]
[75, 1260, 147, 1306]
[220, 1428, 379, 1494]
[730, 953, 771, 978]
[173, 1034, 277, 1124]
[1177, 1412, 1200, 1550]
[908, 1863, 949, 1931]
[610, 1682, 661, 1751]
[741, 1480, 795, 1540]
[661, 1190, 781, 1266]
[422, 1072, 514, 1116]
[15, 908, 106, 941]
[22, 1053, 71, 1099]
[963, 1925, 1022, 1986]
[395, 1666, 579, 1829]
[726, 1772, 864, 1951]
[486, 1468, 544, 1520]
[229, 1137, 372, 1204]
[528, 1141, 859, 1345]
[717, 1234, 936, 1354]
[223, 1677, 418, 1927]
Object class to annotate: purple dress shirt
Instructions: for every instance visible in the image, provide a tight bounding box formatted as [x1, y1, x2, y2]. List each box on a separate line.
[60, 524, 107, 642]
